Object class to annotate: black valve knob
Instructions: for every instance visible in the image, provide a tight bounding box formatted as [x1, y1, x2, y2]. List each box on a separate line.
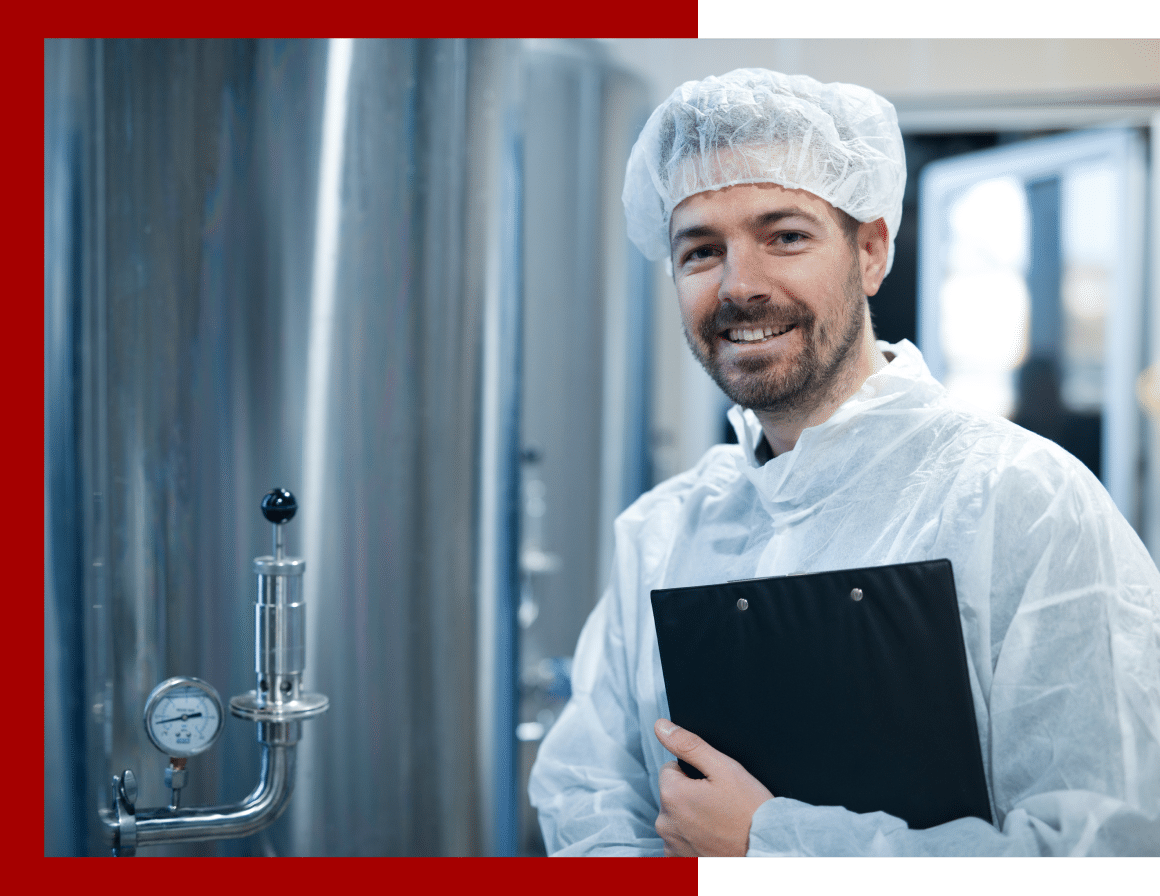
[261, 488, 297, 524]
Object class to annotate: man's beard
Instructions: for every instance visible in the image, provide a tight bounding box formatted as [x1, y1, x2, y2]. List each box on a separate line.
[683, 262, 867, 417]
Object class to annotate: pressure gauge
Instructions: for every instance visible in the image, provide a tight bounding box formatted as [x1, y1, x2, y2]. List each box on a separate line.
[143, 677, 225, 758]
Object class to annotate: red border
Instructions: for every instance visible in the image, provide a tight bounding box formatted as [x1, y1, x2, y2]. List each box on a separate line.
[40, 5, 698, 39]
[22, 31, 47, 864]
[34, 21, 697, 892]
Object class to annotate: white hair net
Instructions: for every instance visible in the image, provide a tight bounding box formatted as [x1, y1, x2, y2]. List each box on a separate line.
[623, 68, 907, 274]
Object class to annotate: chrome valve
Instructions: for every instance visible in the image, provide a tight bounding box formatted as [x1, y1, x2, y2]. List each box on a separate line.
[230, 489, 328, 723]
[102, 488, 328, 854]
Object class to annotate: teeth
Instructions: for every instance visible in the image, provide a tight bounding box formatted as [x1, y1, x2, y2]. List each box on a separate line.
[729, 325, 790, 343]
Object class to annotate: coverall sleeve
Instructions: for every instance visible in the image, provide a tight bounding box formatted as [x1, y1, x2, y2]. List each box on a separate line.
[527, 576, 666, 856]
[745, 465, 1160, 856]
[528, 461, 722, 856]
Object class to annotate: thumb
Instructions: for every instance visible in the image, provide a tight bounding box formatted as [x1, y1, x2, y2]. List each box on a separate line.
[654, 718, 722, 775]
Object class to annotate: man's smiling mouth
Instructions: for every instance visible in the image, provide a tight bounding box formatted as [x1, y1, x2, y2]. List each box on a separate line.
[724, 324, 796, 344]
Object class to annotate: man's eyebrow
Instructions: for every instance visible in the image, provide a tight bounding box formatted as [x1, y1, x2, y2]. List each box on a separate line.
[755, 207, 826, 230]
[670, 207, 828, 248]
[670, 223, 717, 246]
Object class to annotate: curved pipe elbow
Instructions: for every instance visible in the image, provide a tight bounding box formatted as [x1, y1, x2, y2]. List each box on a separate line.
[105, 744, 297, 849]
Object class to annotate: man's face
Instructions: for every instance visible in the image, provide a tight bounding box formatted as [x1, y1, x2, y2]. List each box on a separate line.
[669, 182, 874, 417]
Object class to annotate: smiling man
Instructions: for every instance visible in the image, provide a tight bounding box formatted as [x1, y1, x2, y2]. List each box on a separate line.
[528, 69, 1160, 856]
[670, 181, 887, 455]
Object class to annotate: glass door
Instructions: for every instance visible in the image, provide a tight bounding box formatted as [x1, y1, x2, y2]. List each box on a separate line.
[918, 128, 1149, 529]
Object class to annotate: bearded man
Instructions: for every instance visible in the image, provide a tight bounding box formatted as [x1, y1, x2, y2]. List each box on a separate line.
[528, 68, 1160, 856]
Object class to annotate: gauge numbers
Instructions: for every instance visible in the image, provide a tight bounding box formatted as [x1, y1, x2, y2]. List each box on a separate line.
[143, 677, 224, 758]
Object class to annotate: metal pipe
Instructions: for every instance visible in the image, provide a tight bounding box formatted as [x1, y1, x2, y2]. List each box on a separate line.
[102, 740, 297, 848]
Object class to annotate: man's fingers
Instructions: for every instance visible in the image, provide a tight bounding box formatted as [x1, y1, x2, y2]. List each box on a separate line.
[658, 759, 688, 792]
[656, 806, 694, 857]
[654, 718, 722, 776]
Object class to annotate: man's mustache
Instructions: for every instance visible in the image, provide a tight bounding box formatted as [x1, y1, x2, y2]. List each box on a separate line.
[699, 302, 814, 341]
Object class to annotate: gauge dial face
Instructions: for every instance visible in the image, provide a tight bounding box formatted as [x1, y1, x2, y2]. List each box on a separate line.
[143, 677, 224, 758]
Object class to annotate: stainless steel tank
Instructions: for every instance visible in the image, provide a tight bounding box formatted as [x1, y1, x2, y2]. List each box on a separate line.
[45, 37, 651, 856]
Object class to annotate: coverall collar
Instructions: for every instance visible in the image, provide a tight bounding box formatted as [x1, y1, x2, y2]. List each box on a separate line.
[727, 339, 946, 516]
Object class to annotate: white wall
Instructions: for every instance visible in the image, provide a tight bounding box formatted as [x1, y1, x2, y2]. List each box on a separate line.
[605, 39, 1160, 127]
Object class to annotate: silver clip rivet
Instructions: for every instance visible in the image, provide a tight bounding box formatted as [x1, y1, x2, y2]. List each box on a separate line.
[737, 598, 748, 611]
[851, 588, 863, 602]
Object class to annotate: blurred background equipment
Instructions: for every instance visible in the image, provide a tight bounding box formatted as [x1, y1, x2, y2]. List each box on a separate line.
[45, 37, 651, 856]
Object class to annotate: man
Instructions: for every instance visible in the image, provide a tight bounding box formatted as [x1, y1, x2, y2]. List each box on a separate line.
[528, 68, 1160, 856]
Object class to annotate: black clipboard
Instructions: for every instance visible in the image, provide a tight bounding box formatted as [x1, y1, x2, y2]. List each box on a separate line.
[651, 559, 992, 830]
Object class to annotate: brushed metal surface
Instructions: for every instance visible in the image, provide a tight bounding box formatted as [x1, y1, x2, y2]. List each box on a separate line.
[45, 37, 651, 856]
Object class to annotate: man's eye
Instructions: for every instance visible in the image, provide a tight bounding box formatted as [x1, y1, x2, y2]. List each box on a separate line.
[774, 232, 806, 246]
[684, 245, 718, 263]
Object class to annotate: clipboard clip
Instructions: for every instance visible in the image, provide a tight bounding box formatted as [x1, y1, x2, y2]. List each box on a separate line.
[727, 570, 807, 584]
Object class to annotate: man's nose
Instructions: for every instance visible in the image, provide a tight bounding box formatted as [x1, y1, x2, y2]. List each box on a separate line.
[717, 245, 769, 305]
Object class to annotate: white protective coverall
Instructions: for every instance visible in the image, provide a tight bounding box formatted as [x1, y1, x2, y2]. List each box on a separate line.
[528, 339, 1160, 856]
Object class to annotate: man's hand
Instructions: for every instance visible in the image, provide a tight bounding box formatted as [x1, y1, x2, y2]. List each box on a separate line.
[654, 718, 775, 857]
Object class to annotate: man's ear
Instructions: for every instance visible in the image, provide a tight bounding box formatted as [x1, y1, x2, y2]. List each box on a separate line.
[858, 218, 889, 297]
